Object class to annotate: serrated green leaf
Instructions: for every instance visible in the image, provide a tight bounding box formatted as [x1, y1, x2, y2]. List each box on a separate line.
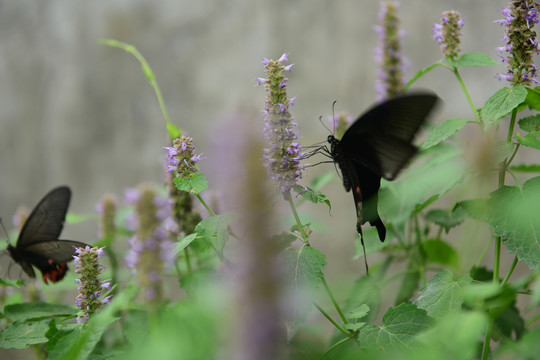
[194, 215, 230, 251]
[379, 144, 464, 225]
[494, 303, 525, 341]
[4, 302, 78, 321]
[395, 266, 420, 304]
[412, 311, 488, 360]
[518, 114, 540, 132]
[292, 185, 331, 212]
[175, 233, 198, 255]
[282, 245, 326, 290]
[348, 304, 370, 320]
[425, 206, 467, 232]
[0, 320, 49, 349]
[421, 117, 468, 150]
[480, 85, 528, 129]
[422, 239, 459, 268]
[344, 322, 366, 332]
[174, 173, 208, 194]
[509, 164, 540, 172]
[357, 303, 432, 351]
[452, 52, 498, 68]
[517, 133, 540, 150]
[415, 270, 472, 318]
[476, 176, 540, 269]
[526, 87, 540, 111]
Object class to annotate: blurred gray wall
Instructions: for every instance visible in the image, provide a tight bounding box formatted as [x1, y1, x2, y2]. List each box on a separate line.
[0, 1, 507, 255]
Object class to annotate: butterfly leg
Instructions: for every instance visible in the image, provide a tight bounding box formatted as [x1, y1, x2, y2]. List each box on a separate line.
[355, 186, 370, 275]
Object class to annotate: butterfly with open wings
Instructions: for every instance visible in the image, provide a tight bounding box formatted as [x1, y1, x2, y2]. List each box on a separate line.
[6, 186, 89, 283]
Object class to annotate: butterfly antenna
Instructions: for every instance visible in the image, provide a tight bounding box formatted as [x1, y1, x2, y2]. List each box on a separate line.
[0, 218, 11, 246]
[318, 115, 333, 135]
[332, 100, 337, 135]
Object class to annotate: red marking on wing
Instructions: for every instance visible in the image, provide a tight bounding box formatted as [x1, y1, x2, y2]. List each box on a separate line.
[42, 261, 68, 284]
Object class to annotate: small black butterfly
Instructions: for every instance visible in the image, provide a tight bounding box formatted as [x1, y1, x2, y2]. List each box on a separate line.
[6, 186, 89, 283]
[328, 93, 438, 248]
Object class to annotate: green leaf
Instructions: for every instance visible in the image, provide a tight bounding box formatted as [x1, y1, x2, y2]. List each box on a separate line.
[174, 173, 208, 194]
[425, 206, 467, 232]
[379, 144, 464, 225]
[412, 311, 488, 360]
[494, 303, 525, 341]
[281, 245, 326, 290]
[525, 87, 540, 111]
[395, 266, 420, 304]
[348, 304, 370, 320]
[518, 114, 540, 132]
[510, 164, 540, 172]
[517, 133, 540, 150]
[65, 212, 95, 224]
[310, 171, 335, 190]
[452, 52, 499, 67]
[404, 61, 443, 90]
[422, 239, 459, 268]
[357, 303, 432, 351]
[175, 233, 198, 255]
[194, 215, 230, 251]
[477, 176, 540, 269]
[0, 278, 23, 287]
[4, 302, 78, 321]
[498, 328, 540, 359]
[292, 185, 331, 212]
[280, 245, 326, 339]
[0, 320, 49, 349]
[421, 117, 468, 150]
[415, 270, 472, 318]
[480, 85, 527, 129]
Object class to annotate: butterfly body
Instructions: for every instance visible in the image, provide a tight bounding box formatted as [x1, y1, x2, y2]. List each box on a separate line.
[329, 93, 439, 242]
[7, 186, 88, 283]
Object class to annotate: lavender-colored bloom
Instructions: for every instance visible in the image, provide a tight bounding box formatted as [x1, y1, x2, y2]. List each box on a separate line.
[124, 184, 178, 305]
[95, 193, 116, 240]
[496, 0, 540, 85]
[433, 10, 464, 60]
[259, 52, 306, 198]
[74, 246, 112, 324]
[163, 136, 203, 179]
[374, 1, 407, 101]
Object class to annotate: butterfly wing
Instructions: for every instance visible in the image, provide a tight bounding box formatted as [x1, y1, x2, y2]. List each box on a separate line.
[334, 93, 439, 242]
[8, 186, 89, 283]
[339, 93, 438, 180]
[17, 186, 71, 247]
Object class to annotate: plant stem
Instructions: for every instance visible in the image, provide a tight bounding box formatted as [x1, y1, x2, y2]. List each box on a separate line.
[481, 320, 494, 360]
[321, 277, 348, 324]
[453, 67, 481, 123]
[287, 191, 309, 243]
[313, 302, 350, 337]
[320, 336, 353, 359]
[501, 256, 519, 286]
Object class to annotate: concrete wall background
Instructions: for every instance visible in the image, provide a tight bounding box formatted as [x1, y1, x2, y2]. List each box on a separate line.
[0, 1, 512, 267]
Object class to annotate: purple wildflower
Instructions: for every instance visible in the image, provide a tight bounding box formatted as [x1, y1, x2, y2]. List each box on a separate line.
[163, 136, 203, 179]
[73, 246, 112, 324]
[95, 193, 116, 240]
[433, 10, 464, 60]
[496, 0, 540, 85]
[259, 52, 306, 198]
[374, 1, 407, 101]
[124, 184, 177, 304]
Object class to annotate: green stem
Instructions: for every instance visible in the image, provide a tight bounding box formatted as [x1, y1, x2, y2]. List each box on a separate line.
[99, 39, 173, 132]
[195, 193, 216, 216]
[320, 336, 353, 360]
[313, 302, 350, 337]
[287, 191, 309, 243]
[321, 277, 348, 324]
[481, 320, 494, 360]
[453, 67, 481, 123]
[501, 256, 519, 286]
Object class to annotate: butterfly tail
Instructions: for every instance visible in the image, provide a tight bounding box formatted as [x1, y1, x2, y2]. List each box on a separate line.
[370, 217, 386, 242]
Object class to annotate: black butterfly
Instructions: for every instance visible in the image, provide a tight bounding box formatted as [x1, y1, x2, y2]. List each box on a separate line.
[328, 93, 438, 248]
[6, 186, 89, 283]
